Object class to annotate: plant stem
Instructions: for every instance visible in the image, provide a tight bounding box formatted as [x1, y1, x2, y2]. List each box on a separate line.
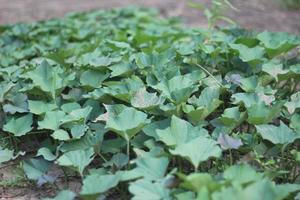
[126, 139, 131, 170]
[195, 63, 223, 87]
[229, 149, 233, 165]
[126, 140, 130, 159]
[98, 152, 108, 163]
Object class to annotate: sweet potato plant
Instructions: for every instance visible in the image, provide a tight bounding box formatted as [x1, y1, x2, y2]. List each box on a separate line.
[0, 6, 300, 200]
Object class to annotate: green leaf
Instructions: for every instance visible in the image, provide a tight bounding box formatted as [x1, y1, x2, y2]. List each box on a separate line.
[184, 86, 222, 123]
[239, 76, 258, 92]
[60, 124, 106, 152]
[23, 158, 51, 180]
[3, 93, 28, 114]
[75, 49, 120, 68]
[242, 179, 299, 200]
[0, 148, 14, 164]
[131, 87, 165, 109]
[36, 147, 56, 161]
[170, 137, 221, 170]
[60, 106, 92, 125]
[24, 60, 74, 98]
[142, 118, 170, 140]
[223, 164, 262, 184]
[0, 81, 14, 103]
[61, 102, 81, 113]
[136, 51, 172, 69]
[28, 100, 57, 115]
[232, 93, 260, 108]
[157, 115, 208, 147]
[247, 102, 283, 125]
[132, 156, 169, 180]
[291, 113, 300, 133]
[80, 69, 109, 88]
[57, 148, 94, 175]
[129, 179, 171, 200]
[95, 104, 128, 122]
[262, 61, 286, 81]
[109, 62, 135, 78]
[278, 63, 300, 80]
[103, 153, 129, 169]
[229, 43, 265, 62]
[174, 191, 196, 200]
[212, 179, 300, 200]
[188, 87, 222, 108]
[177, 42, 196, 55]
[179, 173, 218, 193]
[218, 107, 244, 126]
[105, 106, 150, 141]
[232, 92, 275, 108]
[38, 111, 66, 130]
[103, 76, 144, 102]
[257, 31, 300, 58]
[51, 129, 70, 141]
[70, 124, 88, 139]
[91, 56, 121, 68]
[83, 88, 107, 100]
[153, 74, 198, 104]
[3, 114, 33, 136]
[284, 92, 300, 114]
[255, 121, 300, 144]
[80, 171, 123, 196]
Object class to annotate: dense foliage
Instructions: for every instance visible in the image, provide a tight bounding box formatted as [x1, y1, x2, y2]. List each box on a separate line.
[0, 7, 300, 200]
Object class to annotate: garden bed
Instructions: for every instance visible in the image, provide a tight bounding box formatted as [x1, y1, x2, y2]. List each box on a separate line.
[0, 5, 300, 200]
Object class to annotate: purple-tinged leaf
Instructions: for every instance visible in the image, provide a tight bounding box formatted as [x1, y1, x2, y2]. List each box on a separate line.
[37, 174, 57, 187]
[217, 133, 243, 150]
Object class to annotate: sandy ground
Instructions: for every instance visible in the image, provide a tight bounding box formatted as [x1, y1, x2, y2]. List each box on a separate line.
[0, 0, 300, 33]
[0, 0, 300, 199]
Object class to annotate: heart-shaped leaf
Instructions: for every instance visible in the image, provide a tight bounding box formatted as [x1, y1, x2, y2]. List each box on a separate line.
[170, 137, 221, 170]
[28, 100, 57, 115]
[38, 111, 66, 130]
[57, 148, 94, 175]
[3, 113, 33, 136]
[105, 106, 150, 141]
[129, 179, 171, 200]
[80, 171, 123, 196]
[255, 121, 300, 144]
[24, 60, 74, 98]
[157, 115, 208, 147]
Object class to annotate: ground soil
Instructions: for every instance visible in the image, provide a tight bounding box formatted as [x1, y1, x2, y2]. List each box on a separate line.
[0, 0, 300, 199]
